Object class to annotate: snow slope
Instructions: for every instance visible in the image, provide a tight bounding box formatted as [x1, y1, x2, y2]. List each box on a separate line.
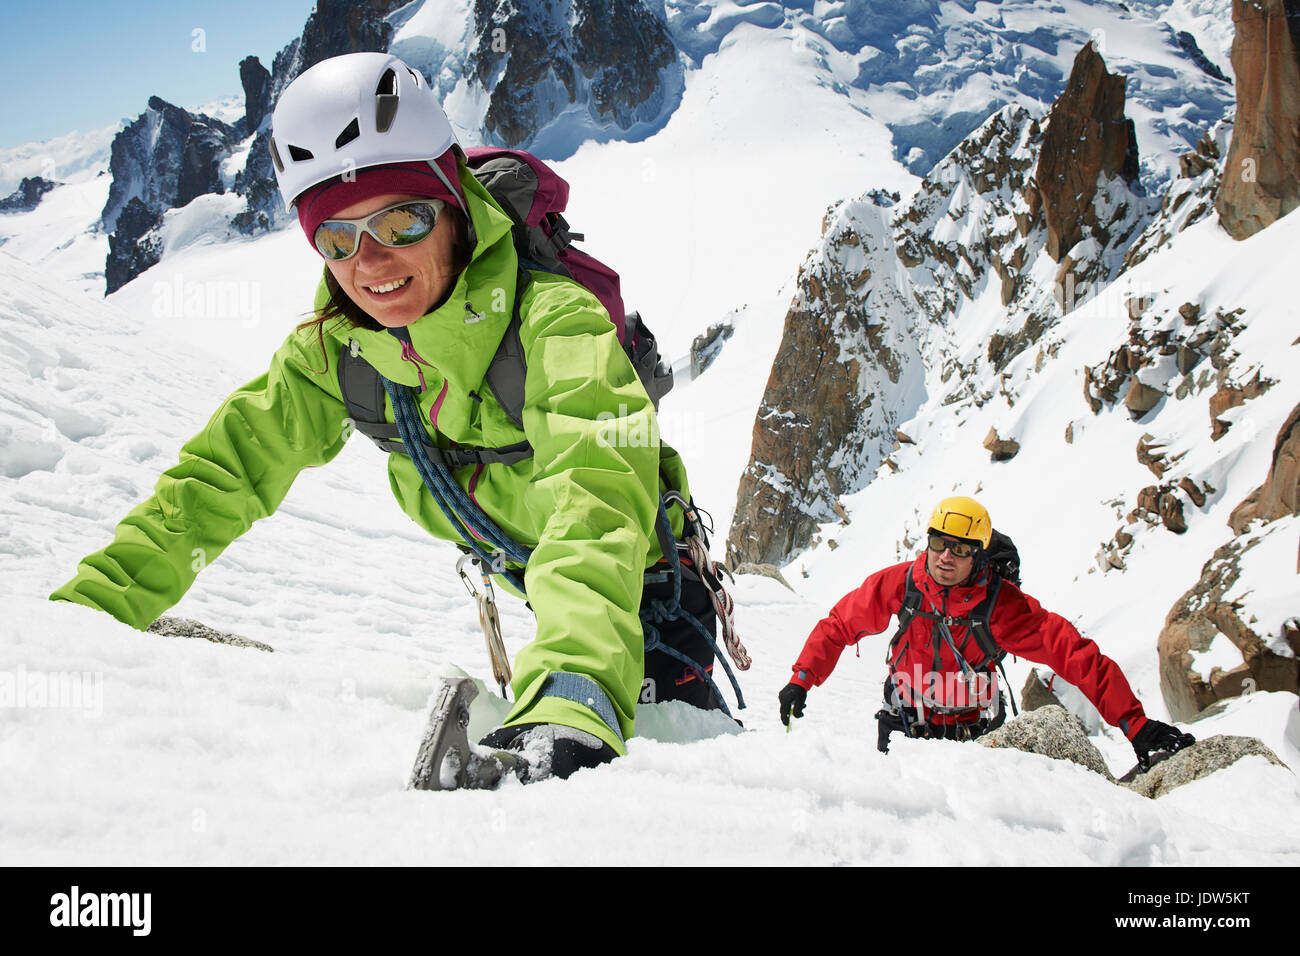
[3, 195, 1299, 869]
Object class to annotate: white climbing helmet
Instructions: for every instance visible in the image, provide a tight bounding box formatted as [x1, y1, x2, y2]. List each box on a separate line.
[269, 52, 460, 211]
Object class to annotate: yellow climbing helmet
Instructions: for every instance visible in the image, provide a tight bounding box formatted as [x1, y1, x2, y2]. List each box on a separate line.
[928, 496, 992, 549]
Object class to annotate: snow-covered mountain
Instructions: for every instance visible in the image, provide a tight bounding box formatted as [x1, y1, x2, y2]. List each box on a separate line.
[0, 0, 1238, 298]
[0, 0, 1296, 866]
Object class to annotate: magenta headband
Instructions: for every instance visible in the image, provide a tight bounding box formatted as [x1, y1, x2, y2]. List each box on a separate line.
[295, 151, 465, 246]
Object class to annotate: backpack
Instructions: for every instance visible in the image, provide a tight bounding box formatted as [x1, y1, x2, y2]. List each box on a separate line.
[338, 147, 674, 463]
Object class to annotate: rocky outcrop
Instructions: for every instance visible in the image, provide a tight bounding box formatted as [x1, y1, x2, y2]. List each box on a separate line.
[726, 198, 924, 567]
[0, 176, 59, 213]
[689, 321, 733, 379]
[1176, 30, 1231, 84]
[979, 705, 1116, 781]
[1120, 735, 1289, 797]
[1020, 669, 1066, 712]
[1210, 370, 1274, 440]
[1229, 401, 1300, 531]
[223, 0, 402, 236]
[1123, 116, 1233, 271]
[231, 134, 283, 235]
[1157, 532, 1300, 721]
[898, 103, 1049, 380]
[468, 0, 680, 150]
[101, 97, 238, 234]
[148, 616, 274, 652]
[982, 712, 1291, 797]
[983, 428, 1020, 462]
[730, 55, 1160, 568]
[105, 198, 164, 297]
[1031, 41, 1141, 263]
[265, 0, 402, 106]
[239, 55, 273, 135]
[1216, 0, 1300, 239]
[100, 97, 240, 293]
[1083, 304, 1248, 418]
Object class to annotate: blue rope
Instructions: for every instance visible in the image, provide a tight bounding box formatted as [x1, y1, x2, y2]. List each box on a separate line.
[641, 498, 747, 713]
[383, 379, 743, 714]
[380, 375, 531, 592]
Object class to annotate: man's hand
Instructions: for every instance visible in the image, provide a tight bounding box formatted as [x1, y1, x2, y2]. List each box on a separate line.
[1131, 719, 1196, 771]
[779, 683, 808, 727]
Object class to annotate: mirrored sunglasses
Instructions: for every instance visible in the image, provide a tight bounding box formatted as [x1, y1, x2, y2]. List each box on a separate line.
[927, 533, 979, 558]
[313, 199, 445, 261]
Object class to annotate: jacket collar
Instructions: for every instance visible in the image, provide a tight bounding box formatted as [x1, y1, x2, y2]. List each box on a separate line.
[910, 553, 990, 614]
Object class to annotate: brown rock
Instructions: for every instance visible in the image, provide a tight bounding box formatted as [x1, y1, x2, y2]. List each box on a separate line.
[1157, 536, 1300, 721]
[1216, 0, 1300, 239]
[1035, 42, 1140, 262]
[1159, 493, 1188, 534]
[726, 206, 918, 567]
[1229, 400, 1300, 532]
[1180, 477, 1209, 508]
[1124, 377, 1163, 417]
[1210, 371, 1274, 439]
[1136, 433, 1169, 477]
[1021, 668, 1065, 713]
[983, 427, 1021, 462]
[1178, 301, 1202, 324]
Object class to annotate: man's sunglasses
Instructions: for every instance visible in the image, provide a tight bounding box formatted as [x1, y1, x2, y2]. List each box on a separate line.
[927, 533, 979, 558]
[313, 199, 445, 261]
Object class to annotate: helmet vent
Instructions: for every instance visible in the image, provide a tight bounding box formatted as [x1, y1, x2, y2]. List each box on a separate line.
[375, 68, 400, 133]
[287, 144, 315, 162]
[335, 117, 361, 150]
[269, 136, 285, 173]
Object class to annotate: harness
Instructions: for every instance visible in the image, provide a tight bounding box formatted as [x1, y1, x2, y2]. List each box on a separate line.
[875, 567, 1019, 752]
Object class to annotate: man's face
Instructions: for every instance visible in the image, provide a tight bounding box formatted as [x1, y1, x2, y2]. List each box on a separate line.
[926, 532, 977, 587]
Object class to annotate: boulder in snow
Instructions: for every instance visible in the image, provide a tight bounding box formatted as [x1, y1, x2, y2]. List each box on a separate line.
[979, 704, 1115, 781]
[1119, 734, 1291, 798]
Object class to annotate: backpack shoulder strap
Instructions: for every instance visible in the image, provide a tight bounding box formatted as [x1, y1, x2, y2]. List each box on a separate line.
[338, 340, 404, 453]
[888, 568, 924, 651]
[967, 574, 1006, 670]
[483, 270, 531, 430]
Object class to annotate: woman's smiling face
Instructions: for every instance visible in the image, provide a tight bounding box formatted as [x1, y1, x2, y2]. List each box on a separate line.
[322, 192, 461, 328]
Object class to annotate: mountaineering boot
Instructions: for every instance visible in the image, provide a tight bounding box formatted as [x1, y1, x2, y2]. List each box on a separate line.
[478, 722, 618, 784]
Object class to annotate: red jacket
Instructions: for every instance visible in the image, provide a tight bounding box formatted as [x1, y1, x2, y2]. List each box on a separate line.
[791, 554, 1148, 739]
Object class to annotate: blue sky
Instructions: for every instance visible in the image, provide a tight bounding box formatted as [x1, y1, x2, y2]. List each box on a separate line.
[0, 0, 319, 148]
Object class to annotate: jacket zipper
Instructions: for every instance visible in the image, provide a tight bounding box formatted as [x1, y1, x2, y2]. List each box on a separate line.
[399, 339, 434, 393]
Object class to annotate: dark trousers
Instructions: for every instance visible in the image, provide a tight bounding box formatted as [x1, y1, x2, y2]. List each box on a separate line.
[640, 562, 723, 711]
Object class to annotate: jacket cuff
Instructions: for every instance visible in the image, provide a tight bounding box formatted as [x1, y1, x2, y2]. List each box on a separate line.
[790, 669, 814, 691]
[1120, 713, 1149, 741]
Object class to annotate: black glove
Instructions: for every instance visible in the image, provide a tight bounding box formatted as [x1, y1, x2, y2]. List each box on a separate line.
[1131, 719, 1196, 771]
[779, 682, 808, 727]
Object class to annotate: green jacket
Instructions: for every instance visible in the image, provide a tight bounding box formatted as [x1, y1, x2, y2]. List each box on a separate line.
[50, 163, 692, 754]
